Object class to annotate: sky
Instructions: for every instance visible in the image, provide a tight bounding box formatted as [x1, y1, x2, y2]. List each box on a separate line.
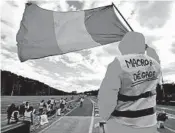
[1, 0, 175, 93]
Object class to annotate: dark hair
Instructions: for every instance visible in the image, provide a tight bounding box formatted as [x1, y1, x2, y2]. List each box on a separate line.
[26, 102, 29, 106]
[47, 100, 51, 104]
[8, 103, 15, 112]
[27, 106, 33, 112]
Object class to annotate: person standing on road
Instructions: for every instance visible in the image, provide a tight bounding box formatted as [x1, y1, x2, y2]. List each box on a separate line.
[7, 103, 17, 124]
[50, 98, 55, 110]
[80, 97, 84, 107]
[24, 106, 35, 125]
[60, 98, 66, 113]
[98, 32, 162, 133]
[25, 102, 30, 111]
[19, 102, 25, 117]
[39, 100, 45, 115]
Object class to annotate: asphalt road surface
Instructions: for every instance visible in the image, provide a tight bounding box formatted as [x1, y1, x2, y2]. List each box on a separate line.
[39, 98, 93, 133]
[2, 97, 175, 133]
[39, 97, 175, 133]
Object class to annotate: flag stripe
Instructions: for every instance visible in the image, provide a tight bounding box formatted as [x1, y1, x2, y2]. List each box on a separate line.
[84, 5, 128, 45]
[16, 4, 129, 62]
[53, 10, 101, 53]
[16, 4, 62, 61]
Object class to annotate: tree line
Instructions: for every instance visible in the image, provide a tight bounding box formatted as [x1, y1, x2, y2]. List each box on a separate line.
[1, 70, 73, 96]
[84, 83, 175, 103]
[1, 70, 175, 101]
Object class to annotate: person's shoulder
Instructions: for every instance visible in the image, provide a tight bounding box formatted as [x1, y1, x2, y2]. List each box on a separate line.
[146, 47, 160, 64]
[108, 57, 122, 73]
[107, 57, 120, 67]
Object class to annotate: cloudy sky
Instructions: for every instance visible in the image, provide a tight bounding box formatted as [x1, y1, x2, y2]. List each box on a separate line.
[1, 0, 175, 93]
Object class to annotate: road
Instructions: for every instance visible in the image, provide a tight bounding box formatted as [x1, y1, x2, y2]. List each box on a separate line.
[38, 97, 175, 133]
[157, 106, 175, 133]
[2, 97, 175, 133]
[39, 98, 93, 133]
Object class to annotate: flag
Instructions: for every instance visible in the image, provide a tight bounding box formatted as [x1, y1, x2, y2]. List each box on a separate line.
[16, 3, 128, 62]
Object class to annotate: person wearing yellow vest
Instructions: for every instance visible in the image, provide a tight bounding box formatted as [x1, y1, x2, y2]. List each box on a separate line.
[24, 106, 35, 124]
[98, 32, 162, 133]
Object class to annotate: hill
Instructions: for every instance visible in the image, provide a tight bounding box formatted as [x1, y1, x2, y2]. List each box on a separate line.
[1, 70, 72, 96]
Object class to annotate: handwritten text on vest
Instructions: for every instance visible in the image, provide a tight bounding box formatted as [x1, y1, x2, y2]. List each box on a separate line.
[125, 58, 156, 82]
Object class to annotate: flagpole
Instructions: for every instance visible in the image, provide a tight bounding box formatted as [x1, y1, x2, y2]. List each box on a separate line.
[112, 3, 134, 31]
[112, 3, 166, 94]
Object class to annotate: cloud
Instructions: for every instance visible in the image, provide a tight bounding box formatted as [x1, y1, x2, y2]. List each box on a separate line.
[1, 19, 14, 28]
[1, 0, 175, 93]
[67, 1, 84, 10]
[134, 1, 173, 29]
[145, 35, 161, 46]
[6, 1, 19, 7]
[102, 42, 121, 56]
[162, 62, 175, 83]
[59, 0, 69, 11]
[163, 74, 175, 83]
[1, 34, 6, 41]
[63, 53, 83, 63]
[171, 42, 175, 54]
[151, 37, 175, 68]
[76, 49, 92, 58]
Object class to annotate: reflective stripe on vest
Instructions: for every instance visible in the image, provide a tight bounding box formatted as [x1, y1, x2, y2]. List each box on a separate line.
[114, 54, 161, 127]
[24, 111, 32, 122]
[39, 102, 44, 108]
[112, 107, 155, 118]
[11, 111, 19, 120]
[118, 90, 156, 102]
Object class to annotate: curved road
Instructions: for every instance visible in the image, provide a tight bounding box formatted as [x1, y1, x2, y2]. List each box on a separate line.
[37, 98, 175, 133]
[40, 98, 94, 133]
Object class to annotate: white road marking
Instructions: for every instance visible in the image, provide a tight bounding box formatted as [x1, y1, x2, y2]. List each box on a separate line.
[38, 100, 78, 133]
[165, 126, 175, 133]
[157, 106, 175, 112]
[89, 99, 95, 133]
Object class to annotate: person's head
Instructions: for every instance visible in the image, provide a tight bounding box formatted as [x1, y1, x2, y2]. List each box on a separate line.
[119, 32, 145, 55]
[9, 103, 15, 110]
[11, 103, 15, 107]
[26, 102, 29, 105]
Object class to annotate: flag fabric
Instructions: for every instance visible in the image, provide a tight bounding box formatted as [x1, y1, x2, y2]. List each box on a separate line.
[16, 3, 128, 62]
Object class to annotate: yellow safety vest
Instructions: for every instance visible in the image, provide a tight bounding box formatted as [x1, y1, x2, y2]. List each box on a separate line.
[112, 54, 161, 128]
[39, 102, 44, 109]
[11, 111, 19, 120]
[24, 111, 33, 122]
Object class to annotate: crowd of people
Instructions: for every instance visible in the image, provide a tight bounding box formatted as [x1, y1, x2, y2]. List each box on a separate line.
[6, 97, 71, 127]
